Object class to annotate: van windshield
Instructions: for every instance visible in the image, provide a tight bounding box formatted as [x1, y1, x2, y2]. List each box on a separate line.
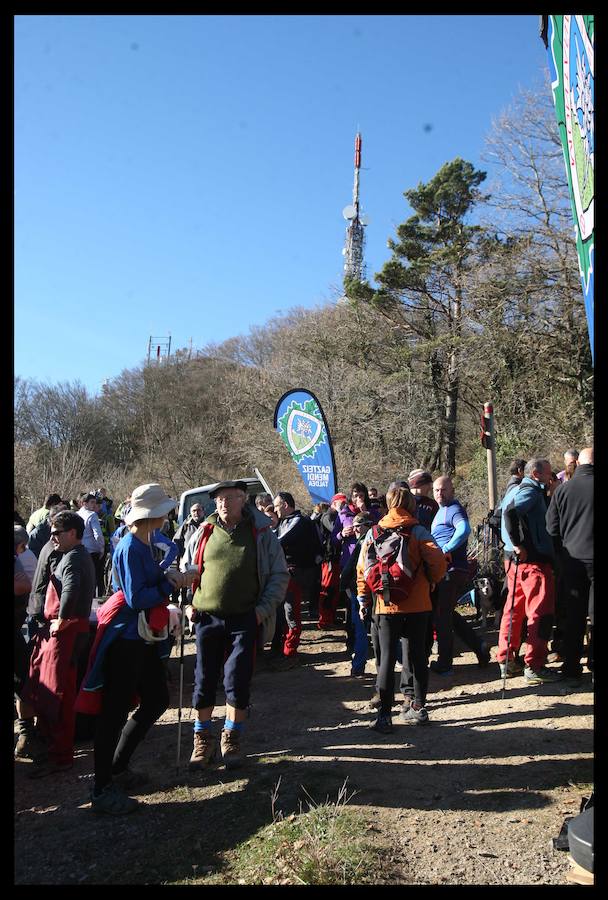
[182, 481, 263, 522]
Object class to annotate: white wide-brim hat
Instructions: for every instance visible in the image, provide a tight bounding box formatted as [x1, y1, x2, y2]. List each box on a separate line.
[124, 483, 177, 526]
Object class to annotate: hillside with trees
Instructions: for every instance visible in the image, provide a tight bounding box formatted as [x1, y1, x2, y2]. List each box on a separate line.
[14, 86, 593, 524]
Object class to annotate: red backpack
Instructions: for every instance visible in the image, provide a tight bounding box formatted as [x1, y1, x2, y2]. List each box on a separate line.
[363, 525, 420, 605]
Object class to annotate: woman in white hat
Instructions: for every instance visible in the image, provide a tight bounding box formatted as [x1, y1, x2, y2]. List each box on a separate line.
[90, 483, 196, 815]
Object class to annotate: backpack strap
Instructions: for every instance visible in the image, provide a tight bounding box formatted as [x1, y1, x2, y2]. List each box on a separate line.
[191, 523, 215, 593]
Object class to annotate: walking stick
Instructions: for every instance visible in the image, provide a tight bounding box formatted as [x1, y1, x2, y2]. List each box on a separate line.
[501, 556, 519, 700]
[176, 598, 186, 772]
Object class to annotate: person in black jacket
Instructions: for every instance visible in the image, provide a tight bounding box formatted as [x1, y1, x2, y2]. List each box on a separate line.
[546, 448, 593, 686]
[273, 492, 323, 657]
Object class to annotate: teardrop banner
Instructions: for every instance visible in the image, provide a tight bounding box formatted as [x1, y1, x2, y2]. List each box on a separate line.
[273, 389, 338, 506]
[541, 15, 594, 363]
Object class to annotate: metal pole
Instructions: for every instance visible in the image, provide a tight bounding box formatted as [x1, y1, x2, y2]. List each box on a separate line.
[484, 402, 498, 512]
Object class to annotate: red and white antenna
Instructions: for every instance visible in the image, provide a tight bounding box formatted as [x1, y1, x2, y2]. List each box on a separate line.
[342, 132, 368, 282]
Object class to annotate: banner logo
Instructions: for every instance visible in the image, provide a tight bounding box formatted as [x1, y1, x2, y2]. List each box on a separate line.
[281, 403, 324, 460]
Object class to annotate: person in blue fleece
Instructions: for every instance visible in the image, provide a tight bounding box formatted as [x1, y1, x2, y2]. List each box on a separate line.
[430, 476, 490, 676]
[90, 483, 195, 816]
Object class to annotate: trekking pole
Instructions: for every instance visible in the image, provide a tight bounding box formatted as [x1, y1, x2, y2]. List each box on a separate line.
[501, 557, 519, 700]
[176, 598, 186, 772]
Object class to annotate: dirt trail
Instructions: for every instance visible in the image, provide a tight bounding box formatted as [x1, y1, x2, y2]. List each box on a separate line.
[14, 609, 593, 885]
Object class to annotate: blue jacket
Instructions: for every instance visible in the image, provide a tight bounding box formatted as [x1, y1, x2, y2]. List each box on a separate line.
[112, 532, 174, 640]
[502, 476, 554, 563]
[431, 500, 471, 572]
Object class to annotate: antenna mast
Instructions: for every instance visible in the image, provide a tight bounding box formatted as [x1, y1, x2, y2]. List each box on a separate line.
[342, 132, 367, 282]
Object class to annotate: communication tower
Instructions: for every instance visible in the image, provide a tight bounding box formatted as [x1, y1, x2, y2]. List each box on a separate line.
[342, 132, 368, 282]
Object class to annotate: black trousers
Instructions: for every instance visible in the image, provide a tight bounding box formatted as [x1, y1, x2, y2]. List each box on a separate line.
[561, 556, 593, 676]
[376, 612, 430, 714]
[94, 638, 169, 793]
[434, 571, 482, 669]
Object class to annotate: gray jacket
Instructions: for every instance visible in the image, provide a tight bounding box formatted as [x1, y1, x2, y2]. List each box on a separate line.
[28, 540, 63, 618]
[189, 505, 289, 643]
[52, 544, 96, 620]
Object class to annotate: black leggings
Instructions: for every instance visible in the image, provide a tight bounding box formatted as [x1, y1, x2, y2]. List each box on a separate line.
[376, 612, 430, 714]
[94, 638, 169, 793]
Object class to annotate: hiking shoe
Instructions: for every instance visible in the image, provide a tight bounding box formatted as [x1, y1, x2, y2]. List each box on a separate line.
[369, 714, 394, 734]
[429, 661, 454, 676]
[400, 704, 430, 725]
[14, 730, 48, 762]
[547, 651, 563, 664]
[400, 696, 413, 715]
[524, 666, 561, 685]
[350, 668, 366, 677]
[368, 691, 382, 710]
[112, 767, 150, 790]
[498, 658, 524, 679]
[556, 670, 585, 690]
[476, 641, 491, 668]
[220, 728, 243, 769]
[27, 759, 73, 779]
[189, 730, 218, 770]
[91, 782, 139, 816]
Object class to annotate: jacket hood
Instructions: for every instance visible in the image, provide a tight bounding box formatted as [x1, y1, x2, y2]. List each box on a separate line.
[378, 508, 419, 529]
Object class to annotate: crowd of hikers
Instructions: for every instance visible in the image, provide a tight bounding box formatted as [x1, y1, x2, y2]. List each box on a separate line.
[14, 447, 593, 816]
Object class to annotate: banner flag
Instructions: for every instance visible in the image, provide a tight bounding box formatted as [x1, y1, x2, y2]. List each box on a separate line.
[542, 15, 594, 363]
[273, 389, 338, 506]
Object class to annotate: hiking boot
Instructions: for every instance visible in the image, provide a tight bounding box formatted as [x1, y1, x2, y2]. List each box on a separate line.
[400, 703, 430, 725]
[14, 729, 48, 762]
[91, 782, 139, 816]
[368, 691, 382, 710]
[476, 641, 491, 668]
[369, 714, 394, 734]
[524, 666, 561, 685]
[112, 767, 150, 790]
[220, 728, 243, 769]
[429, 661, 454, 676]
[189, 729, 218, 770]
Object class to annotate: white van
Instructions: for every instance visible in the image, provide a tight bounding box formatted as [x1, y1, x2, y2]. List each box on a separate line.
[177, 478, 265, 525]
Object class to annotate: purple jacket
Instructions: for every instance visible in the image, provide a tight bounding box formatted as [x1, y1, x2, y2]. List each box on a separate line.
[331, 505, 380, 568]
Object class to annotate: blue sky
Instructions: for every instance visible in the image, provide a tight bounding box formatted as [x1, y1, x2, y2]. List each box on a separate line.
[14, 15, 550, 395]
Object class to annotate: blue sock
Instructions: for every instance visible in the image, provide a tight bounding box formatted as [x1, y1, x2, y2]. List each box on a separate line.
[224, 719, 243, 732]
[194, 719, 212, 732]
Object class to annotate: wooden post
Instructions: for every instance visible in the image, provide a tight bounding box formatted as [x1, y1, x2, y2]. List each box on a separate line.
[482, 402, 498, 512]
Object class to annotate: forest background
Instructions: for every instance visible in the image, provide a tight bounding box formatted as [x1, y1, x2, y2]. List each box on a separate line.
[14, 85, 593, 527]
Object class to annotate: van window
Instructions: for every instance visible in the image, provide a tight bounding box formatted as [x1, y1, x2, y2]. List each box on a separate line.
[182, 481, 262, 523]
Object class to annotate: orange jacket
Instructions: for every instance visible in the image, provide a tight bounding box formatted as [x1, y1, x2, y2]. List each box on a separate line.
[356, 508, 447, 614]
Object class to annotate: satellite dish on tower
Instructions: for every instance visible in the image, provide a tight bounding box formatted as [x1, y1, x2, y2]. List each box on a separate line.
[360, 214, 370, 226]
[342, 204, 357, 220]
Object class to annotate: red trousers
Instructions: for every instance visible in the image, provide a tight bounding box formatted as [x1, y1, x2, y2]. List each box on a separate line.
[318, 560, 341, 627]
[497, 560, 555, 671]
[24, 621, 88, 765]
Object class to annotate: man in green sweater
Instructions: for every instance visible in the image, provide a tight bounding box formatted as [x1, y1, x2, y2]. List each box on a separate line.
[186, 481, 289, 770]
